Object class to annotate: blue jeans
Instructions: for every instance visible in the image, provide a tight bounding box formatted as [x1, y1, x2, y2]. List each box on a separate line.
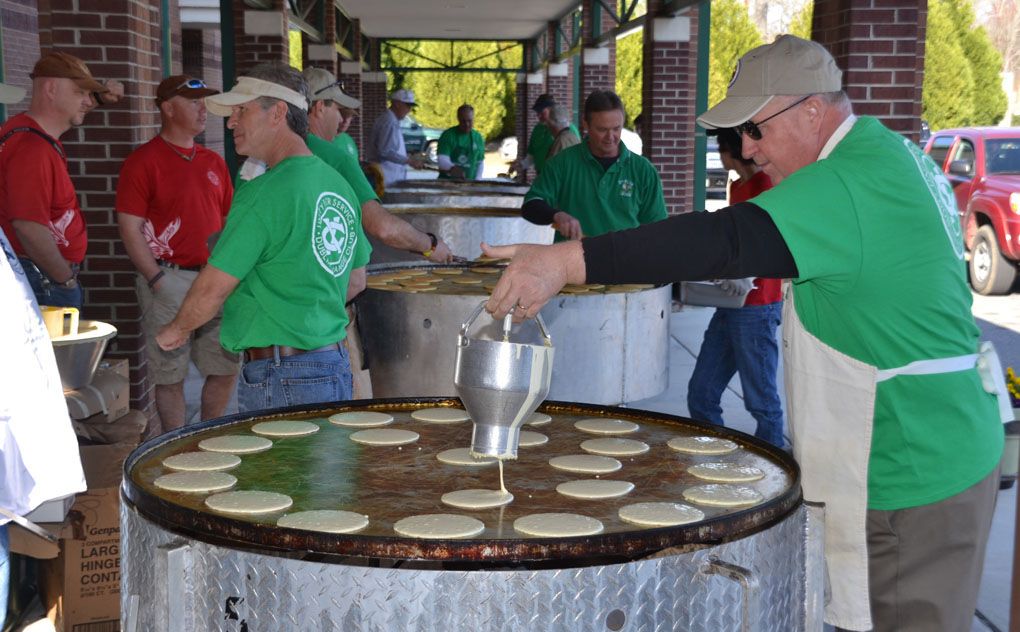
[0, 524, 8, 630]
[687, 302, 785, 447]
[20, 257, 82, 309]
[237, 345, 352, 413]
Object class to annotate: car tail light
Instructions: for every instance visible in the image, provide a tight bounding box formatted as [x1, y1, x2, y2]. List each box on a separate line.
[1010, 192, 1020, 214]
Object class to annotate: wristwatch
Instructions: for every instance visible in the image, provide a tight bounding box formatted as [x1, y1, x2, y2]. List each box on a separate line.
[420, 232, 438, 258]
[56, 275, 78, 289]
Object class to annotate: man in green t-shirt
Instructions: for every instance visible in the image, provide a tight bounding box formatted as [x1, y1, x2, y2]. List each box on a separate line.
[437, 104, 485, 180]
[482, 36, 1002, 632]
[302, 67, 454, 263]
[522, 90, 666, 240]
[510, 94, 581, 179]
[332, 104, 359, 160]
[156, 63, 370, 412]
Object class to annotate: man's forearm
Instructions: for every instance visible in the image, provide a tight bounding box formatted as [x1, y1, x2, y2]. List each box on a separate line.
[361, 200, 431, 253]
[116, 213, 161, 281]
[521, 198, 558, 225]
[167, 265, 238, 336]
[11, 219, 74, 281]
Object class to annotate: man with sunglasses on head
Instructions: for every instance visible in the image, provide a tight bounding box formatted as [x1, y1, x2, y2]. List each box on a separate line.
[115, 75, 239, 435]
[482, 35, 1002, 632]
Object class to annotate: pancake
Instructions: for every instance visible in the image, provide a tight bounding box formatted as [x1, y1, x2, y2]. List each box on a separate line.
[153, 471, 237, 493]
[682, 484, 764, 507]
[526, 412, 552, 426]
[436, 448, 497, 466]
[667, 436, 739, 455]
[579, 438, 650, 457]
[204, 490, 293, 514]
[441, 489, 514, 509]
[251, 420, 320, 437]
[688, 462, 765, 483]
[548, 454, 623, 474]
[162, 451, 240, 472]
[198, 435, 273, 454]
[618, 502, 706, 526]
[555, 479, 634, 499]
[277, 510, 369, 534]
[411, 407, 471, 423]
[393, 514, 485, 539]
[328, 411, 394, 427]
[518, 430, 549, 447]
[350, 428, 420, 446]
[574, 418, 640, 435]
[513, 513, 604, 537]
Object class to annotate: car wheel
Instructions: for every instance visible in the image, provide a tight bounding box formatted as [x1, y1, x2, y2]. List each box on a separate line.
[969, 225, 1018, 295]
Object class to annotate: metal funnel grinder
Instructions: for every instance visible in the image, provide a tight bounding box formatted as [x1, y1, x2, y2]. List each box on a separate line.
[454, 301, 554, 460]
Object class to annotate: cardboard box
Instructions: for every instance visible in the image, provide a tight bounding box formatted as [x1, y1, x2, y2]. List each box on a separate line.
[23, 493, 75, 524]
[65, 367, 129, 424]
[72, 410, 147, 445]
[8, 441, 137, 631]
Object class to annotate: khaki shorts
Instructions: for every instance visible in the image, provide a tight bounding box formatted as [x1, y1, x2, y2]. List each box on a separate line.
[137, 269, 239, 385]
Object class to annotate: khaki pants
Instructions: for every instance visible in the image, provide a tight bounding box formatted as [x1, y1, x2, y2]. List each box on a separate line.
[840, 465, 999, 632]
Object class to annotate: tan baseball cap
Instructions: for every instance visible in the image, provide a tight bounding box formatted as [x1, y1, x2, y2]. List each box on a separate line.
[205, 76, 309, 116]
[303, 67, 360, 109]
[30, 51, 107, 92]
[0, 82, 26, 104]
[697, 35, 842, 129]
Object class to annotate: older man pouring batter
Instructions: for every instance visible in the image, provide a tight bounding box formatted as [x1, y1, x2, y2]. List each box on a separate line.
[483, 35, 1003, 632]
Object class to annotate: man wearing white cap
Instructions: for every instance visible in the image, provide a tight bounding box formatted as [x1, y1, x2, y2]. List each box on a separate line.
[482, 35, 1002, 632]
[156, 63, 371, 412]
[367, 88, 425, 186]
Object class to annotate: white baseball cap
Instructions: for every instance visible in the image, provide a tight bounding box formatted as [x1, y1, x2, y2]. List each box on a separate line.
[697, 35, 843, 129]
[390, 89, 416, 106]
[205, 76, 309, 117]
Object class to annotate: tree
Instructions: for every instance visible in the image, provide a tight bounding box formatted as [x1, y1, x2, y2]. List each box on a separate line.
[923, 0, 976, 129]
[708, 0, 764, 108]
[944, 0, 1007, 125]
[788, 2, 813, 40]
[615, 29, 643, 126]
[985, 0, 1020, 75]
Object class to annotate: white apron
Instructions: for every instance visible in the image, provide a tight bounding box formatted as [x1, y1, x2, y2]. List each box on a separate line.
[783, 289, 1007, 631]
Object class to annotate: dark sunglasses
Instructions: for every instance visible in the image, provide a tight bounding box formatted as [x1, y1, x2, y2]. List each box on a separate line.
[176, 78, 207, 91]
[314, 79, 345, 96]
[734, 95, 811, 141]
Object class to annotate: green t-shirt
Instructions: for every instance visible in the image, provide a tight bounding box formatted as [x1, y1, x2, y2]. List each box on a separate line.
[332, 132, 359, 161]
[525, 141, 667, 239]
[306, 133, 379, 205]
[754, 116, 1003, 510]
[437, 126, 485, 180]
[527, 122, 580, 173]
[210, 155, 371, 353]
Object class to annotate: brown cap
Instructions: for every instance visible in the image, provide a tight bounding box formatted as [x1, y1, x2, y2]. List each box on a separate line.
[155, 75, 219, 105]
[30, 51, 107, 92]
[697, 35, 842, 129]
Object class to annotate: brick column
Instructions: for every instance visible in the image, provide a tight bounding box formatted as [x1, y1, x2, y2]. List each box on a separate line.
[545, 21, 570, 114]
[340, 60, 364, 150]
[643, 10, 699, 214]
[233, 0, 288, 75]
[813, 0, 926, 141]
[38, 0, 179, 415]
[513, 69, 544, 180]
[361, 69, 388, 152]
[183, 28, 224, 155]
[304, 6, 337, 75]
[580, 0, 616, 103]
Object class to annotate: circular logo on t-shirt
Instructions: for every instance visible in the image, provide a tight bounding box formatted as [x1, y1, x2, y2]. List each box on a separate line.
[312, 192, 358, 277]
[904, 137, 964, 259]
[207, 170, 220, 187]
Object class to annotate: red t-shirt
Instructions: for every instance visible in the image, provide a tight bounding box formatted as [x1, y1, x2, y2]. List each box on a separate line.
[0, 113, 87, 263]
[730, 169, 783, 306]
[115, 136, 232, 267]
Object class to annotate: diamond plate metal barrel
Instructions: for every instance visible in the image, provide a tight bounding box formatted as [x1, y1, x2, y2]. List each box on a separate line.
[122, 502, 818, 632]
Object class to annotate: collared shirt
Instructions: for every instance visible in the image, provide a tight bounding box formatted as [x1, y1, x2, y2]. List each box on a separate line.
[367, 109, 408, 186]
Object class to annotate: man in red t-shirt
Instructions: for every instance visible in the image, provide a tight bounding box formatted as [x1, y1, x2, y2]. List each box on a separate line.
[115, 75, 239, 434]
[686, 128, 786, 447]
[0, 52, 110, 309]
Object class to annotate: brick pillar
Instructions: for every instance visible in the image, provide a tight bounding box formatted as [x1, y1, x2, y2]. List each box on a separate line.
[813, 0, 926, 142]
[514, 68, 544, 181]
[304, 6, 337, 74]
[340, 60, 364, 150]
[0, 0, 40, 118]
[233, 0, 287, 75]
[643, 10, 699, 214]
[361, 69, 388, 151]
[545, 21, 570, 113]
[580, 0, 617, 105]
[37, 0, 179, 415]
[183, 28, 224, 155]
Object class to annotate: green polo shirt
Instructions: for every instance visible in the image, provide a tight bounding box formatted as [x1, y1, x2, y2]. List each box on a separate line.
[527, 122, 581, 173]
[437, 126, 485, 179]
[306, 133, 379, 206]
[525, 141, 667, 239]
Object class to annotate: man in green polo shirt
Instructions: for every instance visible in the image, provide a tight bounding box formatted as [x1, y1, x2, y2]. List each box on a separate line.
[510, 93, 581, 179]
[483, 35, 1003, 632]
[521, 89, 666, 240]
[437, 103, 485, 180]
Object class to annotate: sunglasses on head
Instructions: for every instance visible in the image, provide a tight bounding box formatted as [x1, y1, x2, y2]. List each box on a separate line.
[314, 79, 345, 96]
[734, 95, 812, 141]
[176, 78, 208, 91]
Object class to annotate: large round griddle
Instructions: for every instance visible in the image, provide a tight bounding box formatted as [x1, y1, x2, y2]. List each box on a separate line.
[123, 398, 800, 565]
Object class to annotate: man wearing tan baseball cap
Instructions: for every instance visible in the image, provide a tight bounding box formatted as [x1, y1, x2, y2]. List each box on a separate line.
[0, 51, 115, 309]
[479, 34, 1000, 632]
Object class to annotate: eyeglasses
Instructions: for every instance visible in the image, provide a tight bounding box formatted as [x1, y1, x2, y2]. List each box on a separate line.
[734, 95, 811, 141]
[314, 79, 345, 96]
[175, 78, 208, 91]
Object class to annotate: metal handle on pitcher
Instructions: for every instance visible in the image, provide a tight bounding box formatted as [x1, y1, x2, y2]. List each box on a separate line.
[460, 300, 553, 346]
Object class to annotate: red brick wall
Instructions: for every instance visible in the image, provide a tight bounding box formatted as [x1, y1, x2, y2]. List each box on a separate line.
[643, 9, 700, 215]
[183, 28, 224, 155]
[1, 0, 40, 117]
[580, 0, 616, 104]
[813, 0, 926, 141]
[232, 1, 287, 75]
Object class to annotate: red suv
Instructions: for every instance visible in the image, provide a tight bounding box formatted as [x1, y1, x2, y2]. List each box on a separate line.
[924, 128, 1020, 294]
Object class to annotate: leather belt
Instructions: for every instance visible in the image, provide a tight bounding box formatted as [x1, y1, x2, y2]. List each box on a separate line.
[157, 259, 203, 272]
[243, 343, 341, 363]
